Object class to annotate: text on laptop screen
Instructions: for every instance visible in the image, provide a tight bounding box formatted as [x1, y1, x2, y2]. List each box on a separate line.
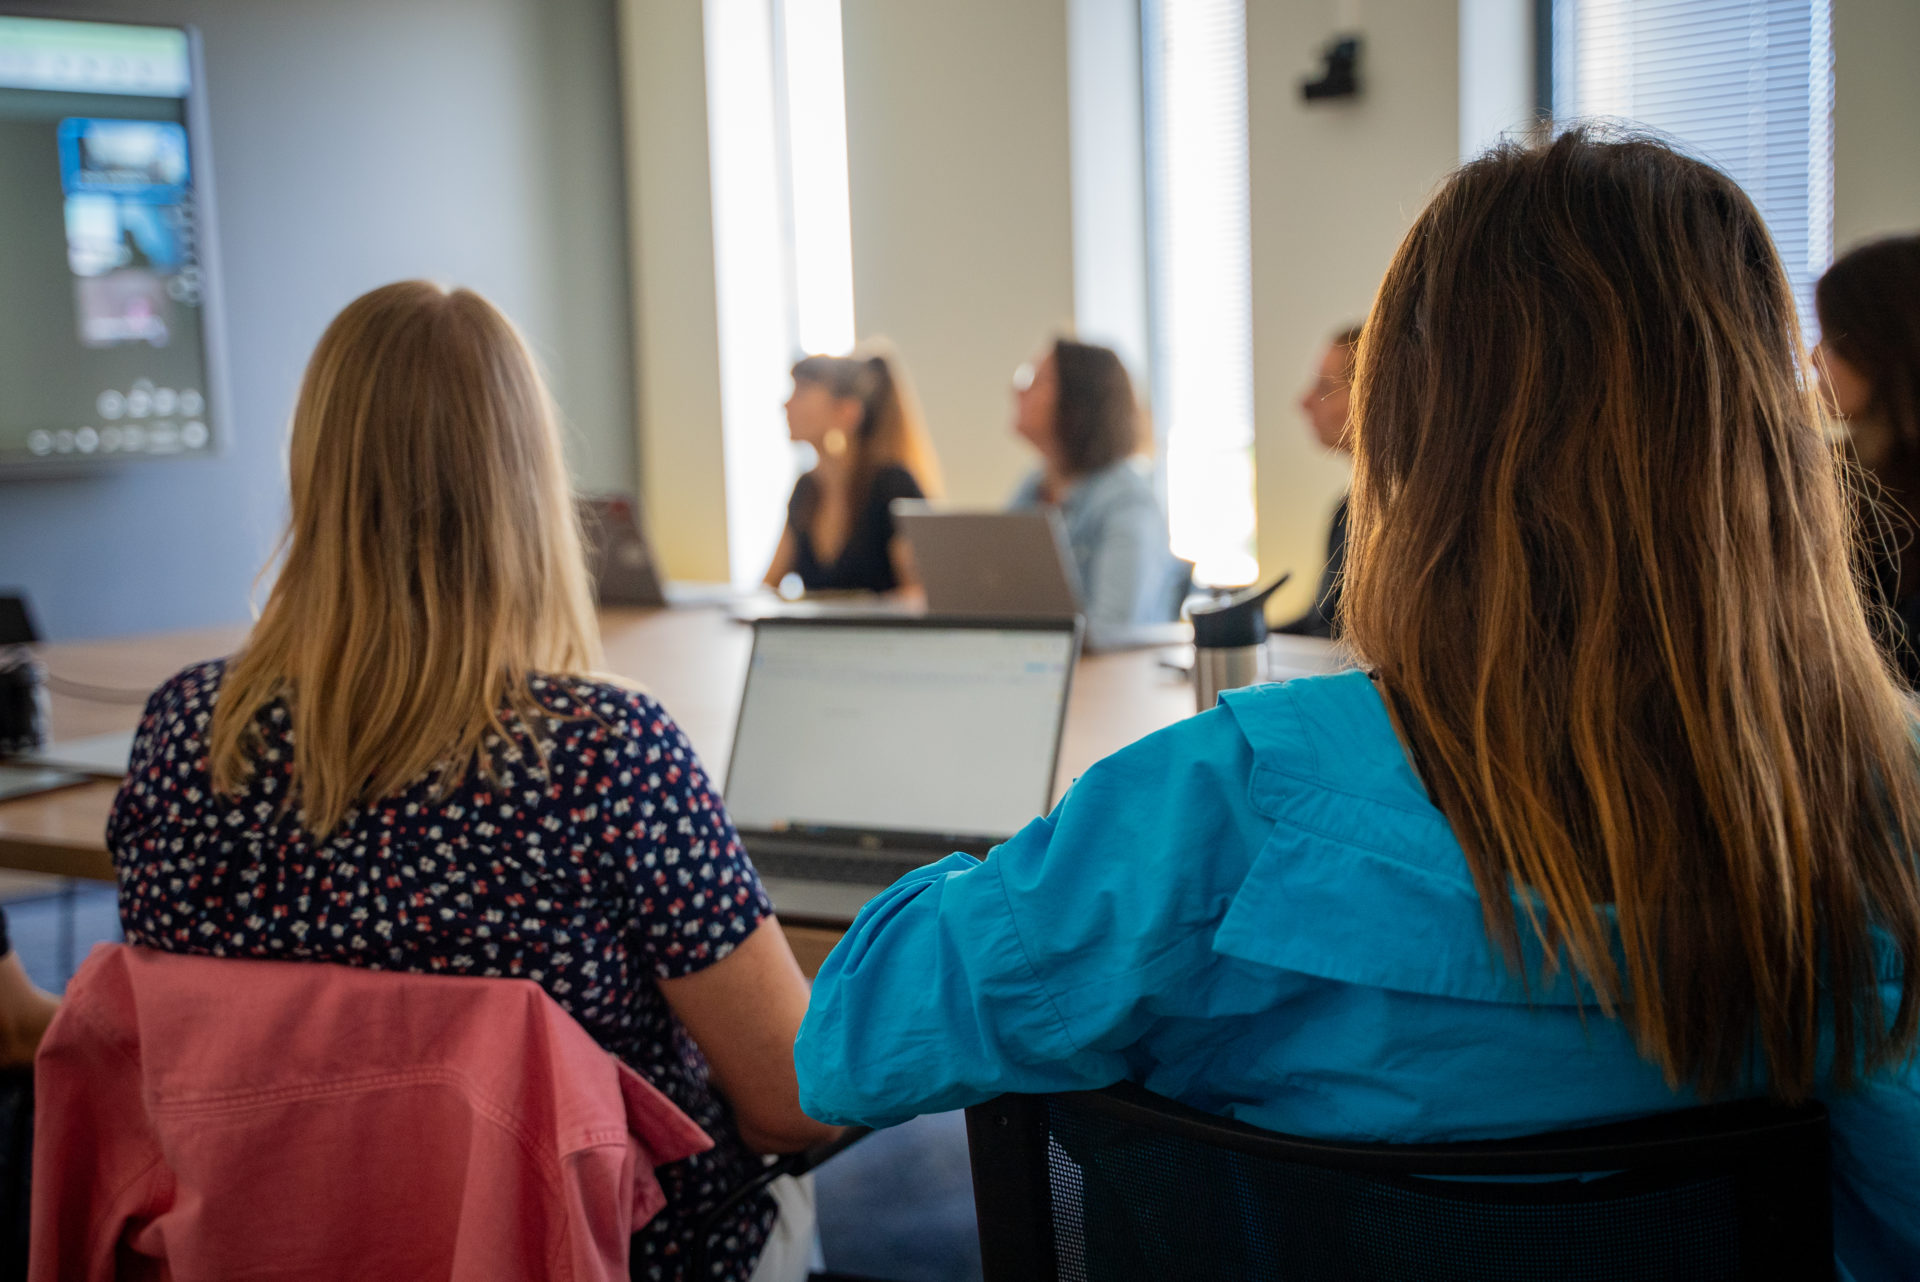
[725, 624, 1075, 840]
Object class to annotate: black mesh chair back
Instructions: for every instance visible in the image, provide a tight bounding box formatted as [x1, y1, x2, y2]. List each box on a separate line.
[965, 1083, 1831, 1282]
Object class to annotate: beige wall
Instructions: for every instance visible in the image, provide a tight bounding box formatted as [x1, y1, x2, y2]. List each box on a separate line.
[1247, 1, 1462, 616]
[618, 0, 731, 581]
[1833, 0, 1920, 253]
[840, 0, 1077, 506]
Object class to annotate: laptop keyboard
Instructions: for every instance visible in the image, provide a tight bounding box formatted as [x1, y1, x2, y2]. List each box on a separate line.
[745, 844, 932, 887]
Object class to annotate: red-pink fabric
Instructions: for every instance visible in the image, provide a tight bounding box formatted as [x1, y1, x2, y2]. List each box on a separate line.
[31, 944, 713, 1282]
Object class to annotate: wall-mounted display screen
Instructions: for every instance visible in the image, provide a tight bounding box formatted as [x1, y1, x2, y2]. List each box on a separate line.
[0, 17, 221, 467]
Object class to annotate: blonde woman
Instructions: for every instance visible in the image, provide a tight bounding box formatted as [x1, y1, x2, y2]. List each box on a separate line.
[108, 282, 835, 1282]
[763, 347, 943, 595]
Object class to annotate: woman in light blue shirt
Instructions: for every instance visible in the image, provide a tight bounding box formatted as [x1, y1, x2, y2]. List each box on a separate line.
[1008, 339, 1177, 635]
[796, 129, 1920, 1281]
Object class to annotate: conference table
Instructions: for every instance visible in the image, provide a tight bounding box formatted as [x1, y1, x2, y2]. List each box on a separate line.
[0, 605, 1342, 975]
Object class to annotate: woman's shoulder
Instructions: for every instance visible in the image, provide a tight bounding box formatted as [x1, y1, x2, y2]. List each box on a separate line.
[867, 462, 924, 504]
[1215, 671, 1428, 808]
[523, 673, 701, 760]
[139, 657, 234, 735]
[1076, 457, 1164, 524]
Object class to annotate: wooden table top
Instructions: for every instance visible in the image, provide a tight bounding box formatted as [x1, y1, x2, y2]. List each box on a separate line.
[0, 607, 1342, 885]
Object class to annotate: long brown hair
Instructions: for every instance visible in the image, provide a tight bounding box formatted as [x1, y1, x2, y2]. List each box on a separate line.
[1344, 129, 1920, 1101]
[210, 281, 601, 837]
[791, 344, 943, 524]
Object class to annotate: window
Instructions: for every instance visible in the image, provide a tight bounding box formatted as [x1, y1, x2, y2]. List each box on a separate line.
[1141, 0, 1258, 588]
[703, 0, 856, 587]
[1551, 0, 1834, 335]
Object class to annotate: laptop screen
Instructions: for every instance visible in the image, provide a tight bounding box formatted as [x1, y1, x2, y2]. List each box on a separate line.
[724, 620, 1077, 842]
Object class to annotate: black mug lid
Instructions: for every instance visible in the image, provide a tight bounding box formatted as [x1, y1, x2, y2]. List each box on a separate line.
[1190, 573, 1290, 649]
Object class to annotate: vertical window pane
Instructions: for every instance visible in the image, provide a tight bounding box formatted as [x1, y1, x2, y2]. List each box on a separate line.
[1143, 0, 1258, 588]
[780, 0, 856, 357]
[705, 0, 856, 587]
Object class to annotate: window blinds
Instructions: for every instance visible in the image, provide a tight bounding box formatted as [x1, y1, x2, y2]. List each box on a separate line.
[1552, 0, 1834, 336]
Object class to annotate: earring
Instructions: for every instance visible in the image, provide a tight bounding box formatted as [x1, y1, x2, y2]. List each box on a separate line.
[823, 428, 849, 457]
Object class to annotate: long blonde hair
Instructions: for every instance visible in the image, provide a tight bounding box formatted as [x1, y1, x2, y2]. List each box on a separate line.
[791, 343, 944, 520]
[210, 281, 602, 837]
[1345, 129, 1920, 1100]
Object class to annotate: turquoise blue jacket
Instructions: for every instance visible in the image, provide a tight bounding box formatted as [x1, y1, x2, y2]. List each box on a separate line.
[794, 671, 1920, 1281]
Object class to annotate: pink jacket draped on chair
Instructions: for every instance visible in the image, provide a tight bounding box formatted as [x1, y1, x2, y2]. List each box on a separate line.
[31, 943, 712, 1281]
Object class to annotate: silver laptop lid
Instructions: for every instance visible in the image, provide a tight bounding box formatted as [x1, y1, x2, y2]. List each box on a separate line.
[892, 506, 1083, 618]
[724, 616, 1081, 848]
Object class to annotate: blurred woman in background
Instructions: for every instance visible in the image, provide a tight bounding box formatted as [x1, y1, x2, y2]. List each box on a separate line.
[1274, 323, 1364, 638]
[1009, 338, 1177, 633]
[763, 346, 943, 596]
[1816, 234, 1920, 682]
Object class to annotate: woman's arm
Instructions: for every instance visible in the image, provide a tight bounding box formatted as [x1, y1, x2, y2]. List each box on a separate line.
[660, 916, 843, 1153]
[794, 707, 1267, 1129]
[887, 535, 921, 595]
[0, 909, 57, 1069]
[763, 527, 800, 591]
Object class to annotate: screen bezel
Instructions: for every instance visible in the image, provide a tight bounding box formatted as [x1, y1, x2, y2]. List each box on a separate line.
[723, 612, 1084, 849]
[0, 9, 232, 475]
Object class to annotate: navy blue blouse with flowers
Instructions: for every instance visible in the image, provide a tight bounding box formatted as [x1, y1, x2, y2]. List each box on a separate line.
[107, 659, 779, 1282]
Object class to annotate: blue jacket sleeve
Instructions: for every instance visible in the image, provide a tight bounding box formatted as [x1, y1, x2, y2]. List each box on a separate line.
[793, 706, 1268, 1128]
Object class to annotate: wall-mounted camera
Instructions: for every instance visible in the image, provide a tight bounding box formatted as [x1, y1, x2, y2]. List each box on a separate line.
[1302, 34, 1362, 102]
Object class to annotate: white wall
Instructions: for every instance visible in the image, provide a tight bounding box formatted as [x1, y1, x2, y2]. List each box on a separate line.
[1833, 0, 1920, 252]
[1247, 1, 1464, 617]
[840, 0, 1077, 507]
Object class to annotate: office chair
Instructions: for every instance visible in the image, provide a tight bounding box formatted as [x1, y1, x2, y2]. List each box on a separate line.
[965, 1082, 1832, 1281]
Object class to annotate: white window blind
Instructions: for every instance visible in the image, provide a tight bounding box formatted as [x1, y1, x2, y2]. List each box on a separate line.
[1552, 0, 1834, 335]
[1142, 0, 1258, 588]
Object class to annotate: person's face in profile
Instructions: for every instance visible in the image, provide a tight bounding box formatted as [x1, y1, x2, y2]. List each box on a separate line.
[1299, 341, 1355, 453]
[1012, 350, 1059, 459]
[1814, 341, 1872, 420]
[784, 378, 860, 450]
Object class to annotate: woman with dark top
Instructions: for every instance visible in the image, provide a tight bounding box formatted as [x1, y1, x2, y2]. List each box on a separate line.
[1008, 338, 1176, 634]
[762, 347, 943, 595]
[1816, 234, 1920, 683]
[1275, 324, 1362, 638]
[795, 131, 1920, 1279]
[107, 281, 837, 1282]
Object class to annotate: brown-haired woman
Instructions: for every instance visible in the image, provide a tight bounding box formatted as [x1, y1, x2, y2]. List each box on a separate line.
[1010, 338, 1177, 630]
[763, 346, 943, 596]
[793, 133, 1920, 1280]
[108, 282, 837, 1282]
[1816, 234, 1920, 682]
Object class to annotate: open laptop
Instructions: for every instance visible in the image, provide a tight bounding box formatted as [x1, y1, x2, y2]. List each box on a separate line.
[577, 493, 667, 608]
[724, 615, 1081, 923]
[893, 506, 1083, 619]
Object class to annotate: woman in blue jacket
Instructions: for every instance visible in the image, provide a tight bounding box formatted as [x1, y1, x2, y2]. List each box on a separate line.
[795, 129, 1920, 1281]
